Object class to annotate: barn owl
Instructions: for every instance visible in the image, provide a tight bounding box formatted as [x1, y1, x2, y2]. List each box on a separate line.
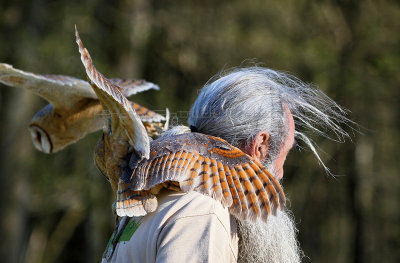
[0, 63, 167, 154]
[76, 27, 285, 223]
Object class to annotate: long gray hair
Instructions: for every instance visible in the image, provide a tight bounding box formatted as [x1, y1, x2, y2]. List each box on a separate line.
[188, 67, 352, 172]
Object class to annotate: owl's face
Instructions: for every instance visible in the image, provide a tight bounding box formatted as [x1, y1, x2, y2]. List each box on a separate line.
[28, 101, 104, 153]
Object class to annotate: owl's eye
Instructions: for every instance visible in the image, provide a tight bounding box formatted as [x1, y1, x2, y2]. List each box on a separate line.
[28, 124, 52, 153]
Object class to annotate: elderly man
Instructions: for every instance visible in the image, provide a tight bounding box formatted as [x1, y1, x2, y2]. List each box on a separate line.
[100, 67, 351, 263]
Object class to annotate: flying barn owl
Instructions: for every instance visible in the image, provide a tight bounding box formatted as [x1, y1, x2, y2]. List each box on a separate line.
[0, 63, 167, 154]
[75, 27, 285, 223]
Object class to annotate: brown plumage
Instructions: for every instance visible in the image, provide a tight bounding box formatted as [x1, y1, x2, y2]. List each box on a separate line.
[76, 26, 285, 223]
[118, 133, 286, 221]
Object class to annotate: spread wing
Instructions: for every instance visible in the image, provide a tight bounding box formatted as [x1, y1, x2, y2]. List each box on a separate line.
[0, 63, 160, 112]
[0, 63, 96, 110]
[118, 133, 286, 222]
[76, 26, 150, 159]
[76, 26, 157, 216]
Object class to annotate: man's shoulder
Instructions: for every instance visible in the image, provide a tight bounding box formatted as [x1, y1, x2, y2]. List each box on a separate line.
[125, 189, 232, 241]
[154, 189, 230, 222]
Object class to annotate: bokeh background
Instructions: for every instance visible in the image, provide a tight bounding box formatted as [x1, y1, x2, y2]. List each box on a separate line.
[0, 0, 399, 262]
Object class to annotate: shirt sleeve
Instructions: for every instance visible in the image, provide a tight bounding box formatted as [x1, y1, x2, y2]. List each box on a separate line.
[156, 213, 237, 263]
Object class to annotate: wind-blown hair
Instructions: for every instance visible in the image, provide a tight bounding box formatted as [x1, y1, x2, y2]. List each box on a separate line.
[188, 67, 352, 172]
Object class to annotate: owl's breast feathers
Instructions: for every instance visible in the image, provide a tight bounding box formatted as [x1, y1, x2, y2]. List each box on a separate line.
[116, 132, 285, 222]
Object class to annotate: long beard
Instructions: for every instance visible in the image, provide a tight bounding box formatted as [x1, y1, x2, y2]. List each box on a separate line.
[236, 161, 304, 263]
[236, 209, 303, 263]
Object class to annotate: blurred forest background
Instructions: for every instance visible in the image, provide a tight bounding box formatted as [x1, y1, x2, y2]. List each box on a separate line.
[0, 0, 399, 262]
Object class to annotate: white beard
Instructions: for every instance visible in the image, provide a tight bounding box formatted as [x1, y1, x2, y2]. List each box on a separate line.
[236, 162, 303, 263]
[236, 209, 303, 263]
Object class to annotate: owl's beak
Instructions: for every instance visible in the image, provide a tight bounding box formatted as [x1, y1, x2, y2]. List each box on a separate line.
[75, 26, 150, 160]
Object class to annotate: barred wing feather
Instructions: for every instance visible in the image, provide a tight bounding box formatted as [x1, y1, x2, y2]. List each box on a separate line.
[119, 132, 286, 222]
[76, 26, 150, 159]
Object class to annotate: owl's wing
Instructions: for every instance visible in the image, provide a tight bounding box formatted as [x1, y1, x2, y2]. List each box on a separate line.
[0, 64, 161, 112]
[110, 78, 159, 97]
[118, 133, 286, 222]
[0, 64, 97, 110]
[76, 26, 150, 159]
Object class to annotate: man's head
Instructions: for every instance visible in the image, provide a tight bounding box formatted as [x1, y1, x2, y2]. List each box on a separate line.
[189, 67, 351, 179]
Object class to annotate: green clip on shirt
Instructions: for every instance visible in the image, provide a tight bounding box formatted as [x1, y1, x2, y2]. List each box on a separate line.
[102, 189, 239, 263]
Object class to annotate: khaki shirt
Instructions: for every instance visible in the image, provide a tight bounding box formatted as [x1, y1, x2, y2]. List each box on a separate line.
[102, 189, 238, 263]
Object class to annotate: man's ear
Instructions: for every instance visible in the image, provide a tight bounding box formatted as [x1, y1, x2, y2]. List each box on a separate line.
[244, 131, 270, 162]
